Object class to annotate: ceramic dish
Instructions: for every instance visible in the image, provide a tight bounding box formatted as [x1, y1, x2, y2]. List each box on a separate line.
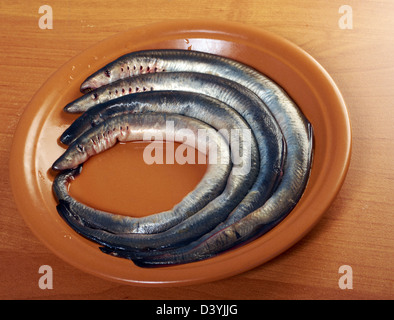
[9, 20, 351, 286]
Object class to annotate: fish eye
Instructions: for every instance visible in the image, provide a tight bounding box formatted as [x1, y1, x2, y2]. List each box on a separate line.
[76, 144, 85, 153]
[91, 118, 101, 126]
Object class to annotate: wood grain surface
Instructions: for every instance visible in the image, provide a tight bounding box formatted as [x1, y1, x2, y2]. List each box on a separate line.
[1, 0, 393, 300]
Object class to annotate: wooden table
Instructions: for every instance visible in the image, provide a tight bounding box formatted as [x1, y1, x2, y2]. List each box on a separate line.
[1, 0, 393, 300]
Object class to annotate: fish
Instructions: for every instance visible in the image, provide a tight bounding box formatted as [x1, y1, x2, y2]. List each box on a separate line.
[55, 91, 262, 178]
[76, 51, 312, 221]
[69, 49, 313, 265]
[53, 112, 232, 234]
[61, 72, 286, 211]
[57, 85, 285, 233]
[52, 93, 278, 250]
[105, 124, 313, 266]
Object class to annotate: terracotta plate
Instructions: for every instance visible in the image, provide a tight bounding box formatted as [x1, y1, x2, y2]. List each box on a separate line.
[9, 21, 351, 286]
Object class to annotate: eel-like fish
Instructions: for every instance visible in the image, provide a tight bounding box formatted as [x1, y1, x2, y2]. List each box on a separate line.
[53, 93, 278, 250]
[53, 112, 232, 234]
[77, 51, 312, 221]
[60, 73, 286, 219]
[67, 49, 313, 265]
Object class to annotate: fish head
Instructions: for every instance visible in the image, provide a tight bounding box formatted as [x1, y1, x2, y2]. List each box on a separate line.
[52, 143, 88, 171]
[80, 68, 113, 93]
[63, 92, 99, 113]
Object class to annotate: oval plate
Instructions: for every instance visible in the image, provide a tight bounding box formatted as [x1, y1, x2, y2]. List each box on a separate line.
[9, 20, 351, 286]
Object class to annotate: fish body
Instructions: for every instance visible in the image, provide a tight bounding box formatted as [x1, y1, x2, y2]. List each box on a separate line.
[62, 73, 286, 213]
[53, 112, 231, 234]
[53, 93, 283, 250]
[77, 50, 311, 220]
[54, 49, 312, 265]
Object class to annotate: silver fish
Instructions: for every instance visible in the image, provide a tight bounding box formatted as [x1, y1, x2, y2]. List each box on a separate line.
[53, 94, 271, 250]
[53, 112, 232, 234]
[77, 51, 311, 219]
[72, 49, 313, 265]
[58, 84, 285, 230]
[60, 73, 286, 216]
